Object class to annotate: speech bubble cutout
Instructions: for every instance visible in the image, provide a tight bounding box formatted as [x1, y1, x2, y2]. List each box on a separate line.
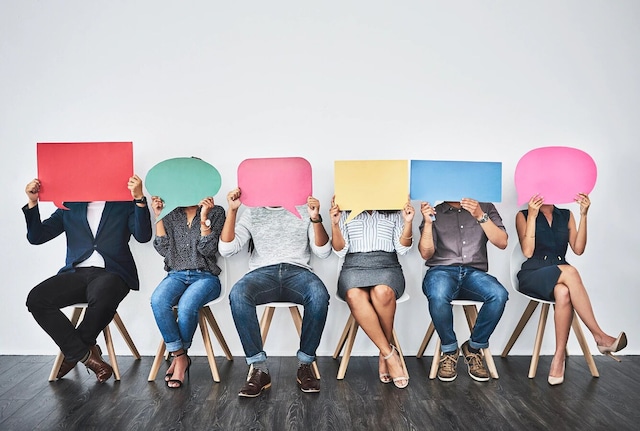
[145, 157, 222, 221]
[237, 157, 312, 218]
[410, 160, 502, 203]
[515, 147, 597, 205]
[37, 142, 133, 208]
[334, 160, 409, 223]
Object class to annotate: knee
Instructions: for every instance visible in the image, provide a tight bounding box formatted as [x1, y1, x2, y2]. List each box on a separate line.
[229, 284, 252, 308]
[491, 286, 509, 306]
[25, 288, 42, 311]
[307, 285, 330, 310]
[371, 285, 395, 305]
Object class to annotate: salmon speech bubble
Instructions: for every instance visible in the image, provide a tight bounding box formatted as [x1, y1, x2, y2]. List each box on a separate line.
[515, 146, 597, 205]
[37, 142, 133, 208]
[237, 157, 312, 218]
[145, 157, 222, 221]
[334, 160, 408, 223]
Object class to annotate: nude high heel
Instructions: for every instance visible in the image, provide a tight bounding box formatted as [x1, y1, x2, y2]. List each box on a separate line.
[383, 345, 409, 389]
[548, 361, 565, 386]
[597, 332, 627, 362]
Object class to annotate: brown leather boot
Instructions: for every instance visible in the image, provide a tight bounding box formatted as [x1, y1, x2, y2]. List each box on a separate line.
[82, 345, 113, 383]
[56, 357, 78, 379]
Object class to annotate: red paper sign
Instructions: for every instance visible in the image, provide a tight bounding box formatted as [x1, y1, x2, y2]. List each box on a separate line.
[37, 142, 134, 207]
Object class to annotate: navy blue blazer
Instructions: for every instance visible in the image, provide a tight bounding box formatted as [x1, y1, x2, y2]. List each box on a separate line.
[23, 201, 152, 290]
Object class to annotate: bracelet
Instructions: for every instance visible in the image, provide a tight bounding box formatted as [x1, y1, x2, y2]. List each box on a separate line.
[310, 215, 323, 223]
[401, 235, 413, 240]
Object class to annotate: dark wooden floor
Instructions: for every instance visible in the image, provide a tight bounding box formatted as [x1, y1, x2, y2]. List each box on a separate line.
[0, 354, 638, 431]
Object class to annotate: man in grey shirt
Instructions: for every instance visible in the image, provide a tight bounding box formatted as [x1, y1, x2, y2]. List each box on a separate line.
[219, 187, 331, 397]
[418, 198, 508, 382]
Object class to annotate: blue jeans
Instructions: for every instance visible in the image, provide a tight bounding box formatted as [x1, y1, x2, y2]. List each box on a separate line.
[229, 263, 330, 365]
[422, 266, 508, 352]
[150, 270, 221, 352]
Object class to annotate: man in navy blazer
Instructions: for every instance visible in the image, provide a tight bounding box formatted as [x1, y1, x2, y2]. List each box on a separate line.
[23, 175, 152, 383]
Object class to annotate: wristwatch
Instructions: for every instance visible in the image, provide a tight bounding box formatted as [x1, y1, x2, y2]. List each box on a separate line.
[201, 219, 211, 228]
[133, 196, 147, 204]
[477, 213, 489, 224]
[310, 215, 323, 223]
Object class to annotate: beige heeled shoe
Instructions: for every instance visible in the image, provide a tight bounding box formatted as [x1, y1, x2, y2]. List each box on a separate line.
[597, 332, 627, 362]
[383, 345, 409, 389]
[548, 361, 565, 386]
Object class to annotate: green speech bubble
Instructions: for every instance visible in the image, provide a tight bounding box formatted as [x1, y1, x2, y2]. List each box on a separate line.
[145, 157, 222, 221]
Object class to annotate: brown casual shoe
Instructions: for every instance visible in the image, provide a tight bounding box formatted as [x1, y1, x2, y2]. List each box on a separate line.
[239, 368, 272, 398]
[461, 341, 490, 382]
[296, 363, 320, 393]
[56, 357, 78, 379]
[437, 348, 459, 382]
[83, 345, 113, 383]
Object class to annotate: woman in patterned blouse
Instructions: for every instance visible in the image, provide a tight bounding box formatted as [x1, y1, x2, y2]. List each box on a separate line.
[150, 196, 225, 388]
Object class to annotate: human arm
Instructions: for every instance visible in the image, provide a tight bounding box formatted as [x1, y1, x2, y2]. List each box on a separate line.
[461, 198, 508, 250]
[568, 193, 589, 255]
[197, 203, 225, 258]
[22, 179, 65, 244]
[329, 196, 347, 253]
[307, 196, 329, 247]
[418, 202, 436, 260]
[127, 175, 152, 243]
[218, 188, 251, 257]
[516, 194, 543, 258]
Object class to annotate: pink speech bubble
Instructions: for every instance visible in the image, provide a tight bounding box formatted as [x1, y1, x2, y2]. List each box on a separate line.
[237, 157, 312, 218]
[37, 142, 133, 208]
[515, 147, 597, 205]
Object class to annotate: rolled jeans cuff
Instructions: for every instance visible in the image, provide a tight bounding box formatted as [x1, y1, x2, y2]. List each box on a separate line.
[245, 351, 267, 366]
[297, 350, 315, 364]
[469, 339, 488, 350]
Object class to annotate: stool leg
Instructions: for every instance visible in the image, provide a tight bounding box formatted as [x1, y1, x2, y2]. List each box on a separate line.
[416, 322, 435, 358]
[202, 306, 233, 361]
[199, 311, 221, 382]
[337, 317, 358, 380]
[529, 303, 550, 378]
[112, 312, 140, 359]
[102, 324, 120, 381]
[501, 301, 539, 357]
[571, 311, 599, 377]
[147, 339, 167, 381]
[333, 314, 354, 359]
[49, 307, 84, 381]
[429, 337, 442, 380]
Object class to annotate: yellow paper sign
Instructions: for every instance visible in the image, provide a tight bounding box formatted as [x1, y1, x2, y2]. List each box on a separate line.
[334, 160, 409, 222]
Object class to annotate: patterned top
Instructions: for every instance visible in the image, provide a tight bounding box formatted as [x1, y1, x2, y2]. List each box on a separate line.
[218, 206, 331, 271]
[332, 210, 412, 258]
[153, 205, 225, 275]
[419, 202, 505, 272]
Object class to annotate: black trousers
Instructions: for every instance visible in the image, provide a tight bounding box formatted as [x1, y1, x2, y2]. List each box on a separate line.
[26, 267, 130, 362]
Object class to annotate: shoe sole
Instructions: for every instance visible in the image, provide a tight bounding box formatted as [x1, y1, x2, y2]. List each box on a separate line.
[297, 379, 320, 393]
[466, 367, 490, 382]
[437, 374, 457, 382]
[238, 383, 272, 398]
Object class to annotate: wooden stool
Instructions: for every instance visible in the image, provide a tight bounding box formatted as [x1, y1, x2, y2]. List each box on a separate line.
[49, 304, 140, 381]
[417, 299, 499, 380]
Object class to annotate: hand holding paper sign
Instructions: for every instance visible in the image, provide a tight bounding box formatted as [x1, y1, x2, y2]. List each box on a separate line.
[514, 147, 596, 206]
[25, 178, 41, 209]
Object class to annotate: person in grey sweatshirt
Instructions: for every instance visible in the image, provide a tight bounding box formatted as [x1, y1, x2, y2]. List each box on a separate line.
[219, 187, 331, 397]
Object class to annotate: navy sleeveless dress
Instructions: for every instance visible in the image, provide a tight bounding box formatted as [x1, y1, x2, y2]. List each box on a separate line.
[517, 207, 571, 301]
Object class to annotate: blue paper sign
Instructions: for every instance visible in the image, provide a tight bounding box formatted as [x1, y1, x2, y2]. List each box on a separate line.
[410, 160, 502, 203]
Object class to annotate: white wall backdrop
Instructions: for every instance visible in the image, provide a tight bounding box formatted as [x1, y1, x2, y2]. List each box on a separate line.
[1, 1, 639, 359]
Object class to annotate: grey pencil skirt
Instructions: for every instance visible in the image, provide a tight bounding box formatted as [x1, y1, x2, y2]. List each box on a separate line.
[337, 251, 405, 300]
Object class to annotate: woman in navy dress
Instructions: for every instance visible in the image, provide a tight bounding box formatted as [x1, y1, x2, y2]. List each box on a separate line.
[516, 193, 627, 385]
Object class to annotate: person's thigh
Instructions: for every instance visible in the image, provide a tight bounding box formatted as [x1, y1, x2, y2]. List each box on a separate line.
[27, 271, 90, 309]
[151, 272, 190, 309]
[85, 270, 130, 308]
[458, 268, 506, 301]
[178, 273, 221, 311]
[422, 267, 458, 301]
[229, 266, 281, 306]
[281, 265, 329, 304]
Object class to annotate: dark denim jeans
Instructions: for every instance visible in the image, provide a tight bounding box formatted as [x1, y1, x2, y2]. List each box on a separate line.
[229, 263, 330, 365]
[423, 265, 508, 351]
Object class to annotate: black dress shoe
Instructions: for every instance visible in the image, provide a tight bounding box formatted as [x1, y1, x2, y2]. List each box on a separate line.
[83, 345, 113, 383]
[56, 358, 78, 379]
[238, 369, 271, 398]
